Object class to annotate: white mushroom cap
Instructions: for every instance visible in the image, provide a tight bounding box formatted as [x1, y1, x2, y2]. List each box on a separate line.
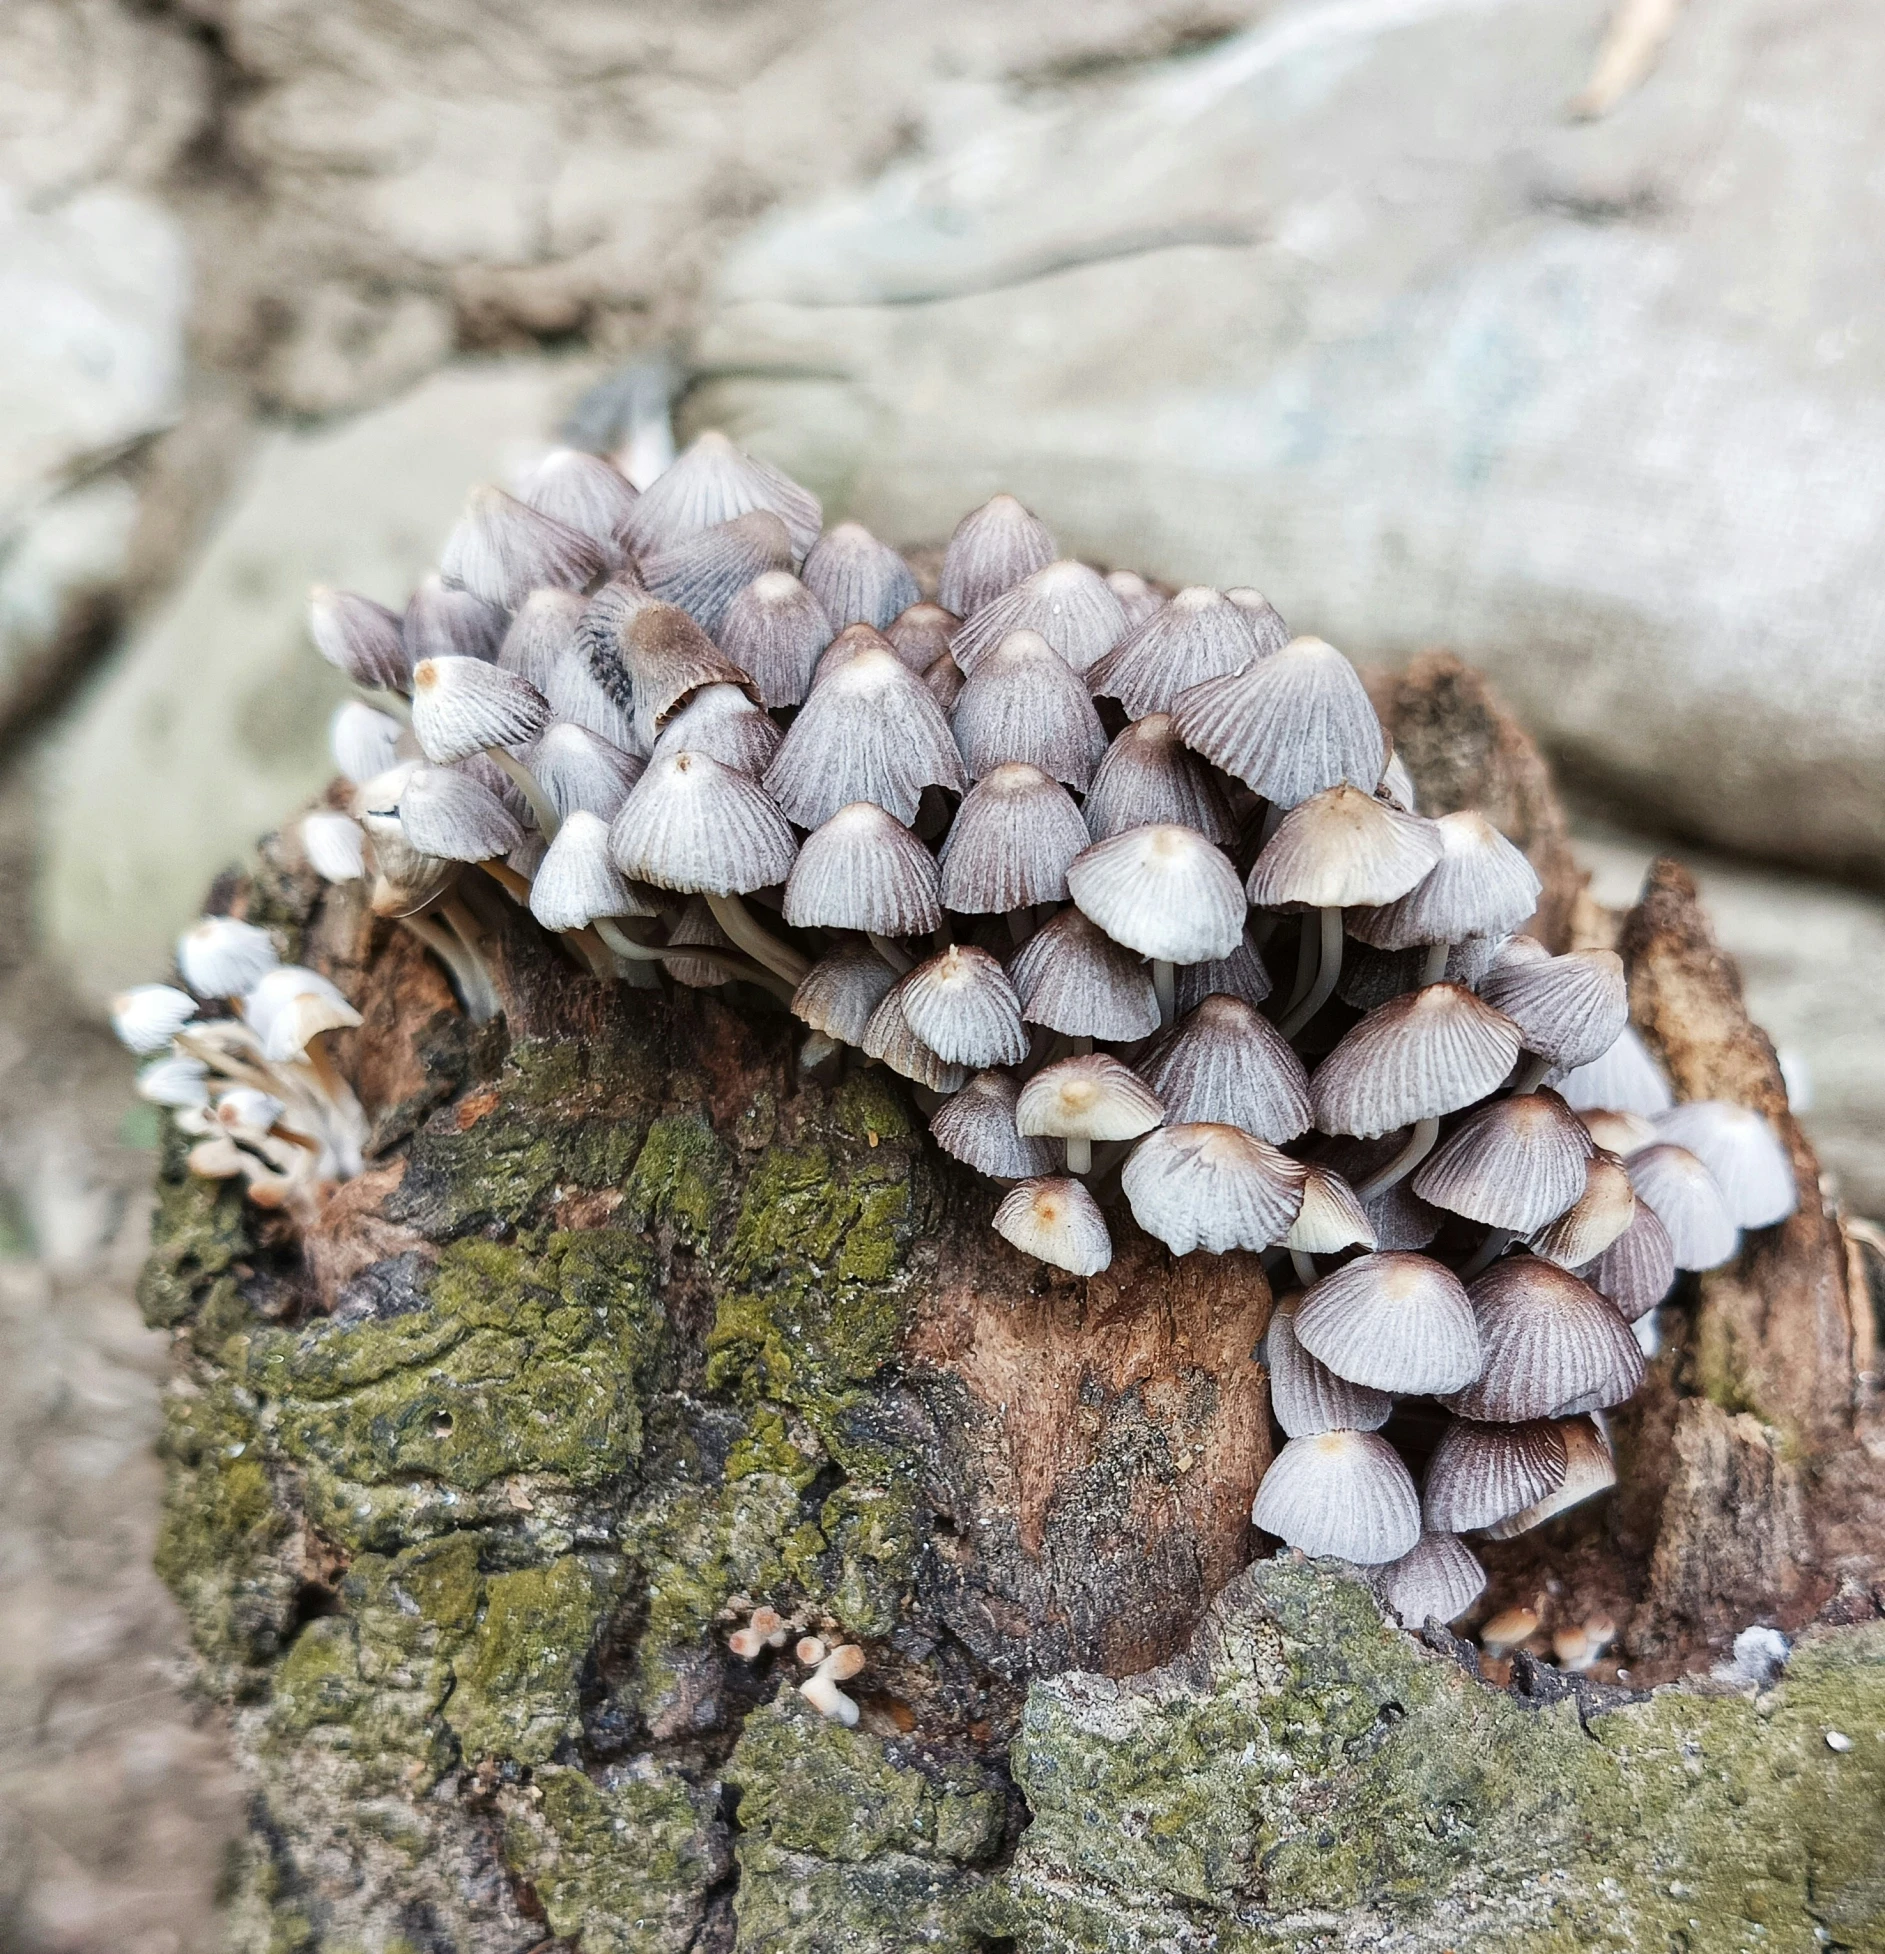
[1347, 810, 1541, 950]
[783, 802, 943, 935]
[497, 587, 588, 691]
[1294, 1252, 1482, 1397]
[529, 721, 645, 821]
[1411, 1089, 1595, 1234]
[440, 483, 605, 608]
[530, 812, 639, 931]
[177, 916, 280, 999]
[1377, 1531, 1487, 1628]
[1554, 1021, 1674, 1118]
[930, 1072, 1057, 1181]
[1245, 785, 1442, 910]
[898, 946, 1027, 1068]
[1422, 1418, 1568, 1533]
[245, 965, 363, 1062]
[404, 573, 507, 665]
[411, 656, 553, 765]
[1066, 824, 1246, 965]
[617, 601, 757, 749]
[938, 493, 1056, 619]
[1287, 1164, 1377, 1256]
[301, 811, 367, 883]
[641, 509, 795, 636]
[651, 682, 783, 780]
[1480, 949, 1630, 1071]
[1575, 1199, 1676, 1323]
[1265, 1297, 1392, 1438]
[1527, 1151, 1637, 1268]
[620, 428, 822, 562]
[1311, 985, 1523, 1138]
[514, 446, 639, 558]
[111, 984, 198, 1054]
[885, 601, 959, 674]
[1250, 1430, 1422, 1565]
[138, 1053, 210, 1108]
[1017, 1054, 1164, 1143]
[1086, 586, 1269, 718]
[801, 521, 920, 632]
[1443, 1256, 1644, 1422]
[1121, 1122, 1306, 1254]
[860, 976, 970, 1092]
[950, 628, 1108, 789]
[309, 587, 408, 690]
[608, 749, 799, 895]
[1105, 568, 1163, 627]
[1653, 1100, 1797, 1230]
[792, 946, 899, 1046]
[399, 766, 525, 863]
[1624, 1142, 1740, 1270]
[992, 1175, 1112, 1276]
[329, 701, 406, 786]
[949, 558, 1128, 677]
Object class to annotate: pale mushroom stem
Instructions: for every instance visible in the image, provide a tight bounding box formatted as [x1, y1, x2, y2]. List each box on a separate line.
[1066, 1137, 1093, 1175]
[1420, 940, 1451, 986]
[1357, 1115, 1440, 1200]
[398, 913, 499, 1023]
[1280, 907, 1344, 1039]
[1153, 959, 1176, 1028]
[1460, 1226, 1516, 1279]
[1513, 1054, 1552, 1094]
[867, 931, 913, 974]
[485, 747, 560, 841]
[359, 685, 412, 719]
[1290, 1247, 1318, 1288]
[440, 895, 504, 1022]
[704, 892, 812, 988]
[479, 860, 534, 903]
[591, 915, 791, 1002]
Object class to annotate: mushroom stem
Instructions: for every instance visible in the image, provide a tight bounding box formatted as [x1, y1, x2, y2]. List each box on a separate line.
[1420, 940, 1451, 986]
[567, 926, 619, 982]
[591, 915, 790, 1001]
[484, 746, 560, 841]
[1513, 1054, 1552, 1094]
[440, 895, 505, 1022]
[705, 891, 812, 988]
[1065, 1136, 1093, 1175]
[1279, 906, 1344, 1040]
[867, 931, 913, 975]
[478, 859, 534, 903]
[398, 913, 499, 1023]
[1357, 1115, 1440, 1201]
[1290, 1247, 1318, 1289]
[1153, 959, 1176, 1028]
[1460, 1226, 1516, 1280]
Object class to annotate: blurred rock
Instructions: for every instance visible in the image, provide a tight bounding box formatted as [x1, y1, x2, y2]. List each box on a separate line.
[691, 0, 1885, 884]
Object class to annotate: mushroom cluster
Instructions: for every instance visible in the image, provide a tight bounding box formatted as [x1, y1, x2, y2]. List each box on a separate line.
[116, 430, 1802, 1623]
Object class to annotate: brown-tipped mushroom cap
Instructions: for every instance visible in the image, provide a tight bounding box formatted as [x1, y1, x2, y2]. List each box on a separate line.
[1138, 995, 1312, 1143]
[640, 509, 794, 637]
[397, 765, 524, 862]
[1172, 635, 1385, 809]
[1422, 1418, 1568, 1533]
[898, 946, 1027, 1068]
[620, 428, 822, 562]
[529, 811, 639, 931]
[930, 1071, 1057, 1181]
[1250, 1430, 1421, 1565]
[792, 945, 898, 1045]
[1528, 1150, 1637, 1267]
[939, 763, 1090, 912]
[1288, 1164, 1377, 1256]
[1008, 908, 1160, 1041]
[1623, 1143, 1739, 1269]
[1485, 1416, 1617, 1538]
[801, 522, 920, 631]
[311, 587, 408, 690]
[766, 643, 967, 827]
[714, 570, 832, 710]
[860, 976, 970, 1092]
[949, 559, 1128, 677]
[1311, 984, 1524, 1138]
[1122, 1122, 1306, 1254]
[993, 1176, 1111, 1276]
[1294, 1251, 1482, 1397]
[1348, 809, 1542, 950]
[1653, 1101, 1797, 1230]
[410, 657, 551, 764]
[1066, 825, 1246, 965]
[1377, 1531, 1487, 1628]
[1480, 949, 1629, 1071]
[1086, 586, 1269, 717]
[1555, 1022, 1674, 1118]
[938, 493, 1056, 618]
[1246, 784, 1443, 910]
[886, 602, 959, 673]
[440, 485, 605, 608]
[651, 683, 782, 780]
[1017, 1053, 1163, 1143]
[608, 748, 798, 895]
[619, 601, 757, 749]
[1411, 1088, 1595, 1233]
[782, 802, 943, 935]
[1266, 1297, 1392, 1438]
[950, 628, 1108, 788]
[1083, 714, 1238, 846]
[1174, 931, 1274, 1012]
[528, 722, 644, 821]
[1443, 1256, 1644, 1422]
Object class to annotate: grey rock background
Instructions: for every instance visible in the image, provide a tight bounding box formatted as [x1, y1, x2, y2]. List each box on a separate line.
[1, 0, 1883, 1945]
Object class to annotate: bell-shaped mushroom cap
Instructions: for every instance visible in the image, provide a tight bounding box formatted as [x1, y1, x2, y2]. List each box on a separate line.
[931, 1071, 1057, 1180]
[715, 570, 832, 709]
[1556, 1021, 1674, 1118]
[404, 574, 507, 666]
[330, 701, 405, 786]
[651, 683, 782, 780]
[1347, 810, 1542, 951]
[1377, 748, 1418, 814]
[860, 976, 970, 1092]
[641, 509, 795, 637]
[1653, 1101, 1796, 1230]
[801, 521, 920, 631]
[514, 446, 638, 558]
[765, 643, 968, 827]
[440, 484, 605, 608]
[139, 1052, 210, 1109]
[1084, 713, 1237, 846]
[1443, 1256, 1644, 1421]
[1172, 636, 1385, 808]
[938, 493, 1056, 618]
[530, 811, 638, 931]
[528, 721, 644, 821]
[1225, 586, 1290, 641]
[1122, 1122, 1306, 1254]
[949, 559, 1129, 677]
[1528, 1150, 1636, 1268]
[1579, 1106, 1659, 1155]
[1174, 930, 1274, 1012]
[783, 802, 942, 935]
[111, 983, 198, 1054]
[1311, 984, 1524, 1139]
[1485, 1416, 1617, 1538]
[1086, 586, 1268, 717]
[1377, 1530, 1487, 1628]
[792, 944, 898, 1045]
[1246, 784, 1443, 910]
[496, 587, 586, 692]
[620, 428, 822, 562]
[950, 628, 1108, 789]
[899, 946, 1027, 1068]
[1412, 1088, 1594, 1233]
[1251, 1430, 1422, 1565]
[1288, 1164, 1377, 1256]
[885, 601, 959, 674]
[1017, 1053, 1164, 1143]
[608, 748, 798, 895]
[811, 620, 898, 688]
[1294, 1251, 1482, 1396]
[1106, 568, 1162, 624]
[660, 896, 737, 988]
[1066, 825, 1246, 965]
[939, 763, 1090, 912]
[1576, 1198, 1676, 1323]
[1266, 1297, 1392, 1438]
[310, 587, 407, 690]
[618, 601, 757, 749]
[1423, 1418, 1568, 1533]
[399, 764, 526, 862]
[410, 657, 552, 764]
[1480, 949, 1629, 1071]
[994, 1175, 1112, 1276]
[1138, 995, 1312, 1143]
[1008, 908, 1160, 1041]
[246, 964, 363, 1062]
[1624, 1142, 1740, 1269]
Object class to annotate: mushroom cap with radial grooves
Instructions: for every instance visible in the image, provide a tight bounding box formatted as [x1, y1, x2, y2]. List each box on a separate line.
[1017, 1053, 1164, 1143]
[1266, 1298, 1392, 1438]
[860, 977, 970, 1092]
[802, 521, 921, 631]
[1378, 1531, 1487, 1628]
[1251, 1431, 1421, 1565]
[1138, 995, 1312, 1143]
[1106, 569, 1163, 626]
[949, 559, 1129, 677]
[440, 485, 605, 608]
[1223, 587, 1291, 652]
[641, 510, 795, 637]
[1486, 1416, 1617, 1537]
[1624, 1143, 1740, 1269]
[715, 570, 832, 709]
[1556, 1021, 1675, 1117]
[620, 428, 822, 562]
[529, 721, 644, 821]
[1576, 1198, 1676, 1322]
[812, 620, 897, 687]
[792, 945, 898, 1045]
[783, 802, 942, 935]
[886, 602, 959, 674]
[1083, 713, 1238, 845]
[111, 984, 198, 1054]
[1294, 1251, 1482, 1396]
[1086, 586, 1264, 718]
[405, 574, 507, 666]
[931, 1071, 1057, 1181]
[1122, 1122, 1306, 1254]
[545, 642, 642, 759]
[1423, 1418, 1568, 1533]
[515, 447, 638, 558]
[497, 588, 587, 691]
[1008, 907, 1160, 1040]
[938, 493, 1056, 618]
[1311, 984, 1524, 1138]
[410, 657, 552, 764]
[1066, 824, 1245, 965]
[993, 1176, 1112, 1276]
[1336, 934, 1497, 1013]
[398, 766, 525, 862]
[652, 683, 783, 779]
[1653, 1100, 1797, 1230]
[1412, 1088, 1595, 1233]
[1246, 784, 1443, 910]
[302, 811, 367, 883]
[1173, 635, 1385, 809]
[951, 628, 1108, 788]
[530, 811, 638, 931]
[939, 763, 1090, 912]
[765, 644, 968, 828]
[1528, 1150, 1636, 1268]
[1480, 949, 1630, 1070]
[311, 588, 408, 690]
[620, 601, 759, 748]
[898, 946, 1027, 1068]
[1174, 931, 1274, 1012]
[330, 701, 405, 786]
[1288, 1164, 1377, 1256]
[607, 748, 798, 895]
[1347, 809, 1542, 950]
[1443, 1255, 1644, 1422]
[661, 896, 737, 988]
[573, 574, 653, 708]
